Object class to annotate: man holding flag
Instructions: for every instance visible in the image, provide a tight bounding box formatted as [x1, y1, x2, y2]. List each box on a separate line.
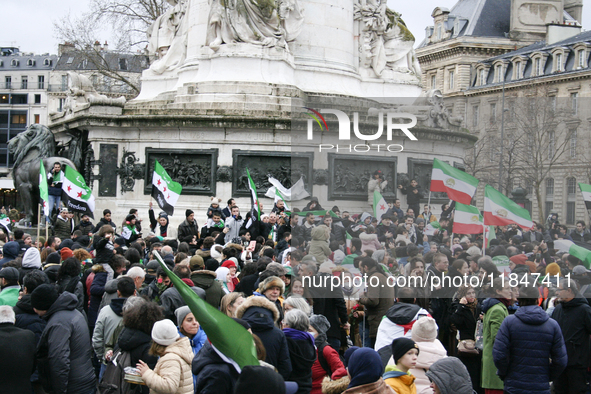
[39, 160, 50, 224]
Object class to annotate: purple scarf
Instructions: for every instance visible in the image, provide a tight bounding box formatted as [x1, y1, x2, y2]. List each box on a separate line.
[282, 328, 316, 347]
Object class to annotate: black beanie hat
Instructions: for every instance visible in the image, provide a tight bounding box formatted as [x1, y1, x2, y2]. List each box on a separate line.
[391, 337, 419, 364]
[186, 209, 194, 218]
[31, 284, 59, 311]
[45, 252, 61, 265]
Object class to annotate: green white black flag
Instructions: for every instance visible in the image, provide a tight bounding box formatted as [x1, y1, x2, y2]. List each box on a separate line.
[62, 166, 95, 218]
[152, 161, 182, 216]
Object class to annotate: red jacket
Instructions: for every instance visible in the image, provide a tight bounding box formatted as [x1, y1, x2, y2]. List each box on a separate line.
[311, 345, 347, 394]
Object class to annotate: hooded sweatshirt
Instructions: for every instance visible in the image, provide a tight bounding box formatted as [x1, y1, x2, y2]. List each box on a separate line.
[92, 297, 126, 362]
[0, 241, 20, 268]
[425, 357, 473, 394]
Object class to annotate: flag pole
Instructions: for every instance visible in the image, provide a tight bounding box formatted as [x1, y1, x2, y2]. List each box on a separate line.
[36, 204, 41, 242]
[427, 191, 432, 214]
[482, 223, 486, 256]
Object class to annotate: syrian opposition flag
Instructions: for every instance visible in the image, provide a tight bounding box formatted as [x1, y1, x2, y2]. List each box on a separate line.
[154, 252, 258, 369]
[483, 185, 533, 229]
[62, 166, 95, 218]
[424, 221, 441, 236]
[453, 203, 483, 234]
[430, 158, 479, 205]
[373, 190, 388, 222]
[245, 169, 261, 229]
[152, 160, 182, 216]
[39, 160, 49, 217]
[579, 183, 591, 210]
[554, 240, 591, 268]
[274, 188, 290, 211]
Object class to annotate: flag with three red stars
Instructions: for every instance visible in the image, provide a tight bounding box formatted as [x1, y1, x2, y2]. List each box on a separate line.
[373, 189, 388, 222]
[61, 166, 95, 218]
[152, 160, 182, 216]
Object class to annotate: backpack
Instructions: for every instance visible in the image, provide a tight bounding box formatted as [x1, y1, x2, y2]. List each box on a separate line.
[317, 343, 346, 377]
[98, 349, 142, 394]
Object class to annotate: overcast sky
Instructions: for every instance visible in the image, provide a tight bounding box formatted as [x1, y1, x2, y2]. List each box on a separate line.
[1, 0, 590, 54]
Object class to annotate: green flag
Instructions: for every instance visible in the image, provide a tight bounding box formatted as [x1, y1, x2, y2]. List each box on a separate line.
[153, 252, 258, 369]
[39, 160, 49, 217]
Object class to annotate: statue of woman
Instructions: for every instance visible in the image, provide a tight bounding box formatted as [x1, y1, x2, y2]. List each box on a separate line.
[147, 0, 190, 74]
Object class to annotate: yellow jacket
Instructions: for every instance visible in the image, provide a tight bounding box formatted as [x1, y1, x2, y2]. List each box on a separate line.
[383, 365, 417, 394]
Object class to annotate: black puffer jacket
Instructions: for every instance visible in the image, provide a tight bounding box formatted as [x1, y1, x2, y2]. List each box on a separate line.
[551, 296, 591, 367]
[237, 297, 292, 380]
[36, 292, 96, 394]
[284, 332, 317, 394]
[190, 270, 223, 309]
[193, 341, 240, 394]
[116, 327, 158, 394]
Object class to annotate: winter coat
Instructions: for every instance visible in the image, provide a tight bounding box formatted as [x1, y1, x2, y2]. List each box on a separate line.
[311, 345, 347, 394]
[359, 266, 395, 339]
[93, 235, 115, 266]
[293, 222, 315, 243]
[449, 300, 481, 341]
[399, 185, 423, 207]
[193, 341, 240, 394]
[160, 286, 206, 324]
[307, 274, 349, 340]
[425, 357, 474, 394]
[92, 217, 117, 234]
[374, 303, 429, 368]
[0, 241, 19, 268]
[142, 336, 194, 394]
[237, 296, 292, 380]
[342, 378, 396, 394]
[376, 223, 396, 243]
[117, 327, 158, 369]
[368, 178, 388, 204]
[48, 170, 64, 196]
[0, 322, 36, 394]
[92, 298, 125, 362]
[285, 332, 317, 394]
[177, 219, 199, 242]
[98, 278, 119, 313]
[88, 264, 110, 327]
[493, 304, 567, 394]
[190, 270, 224, 309]
[482, 299, 507, 390]
[53, 217, 72, 240]
[36, 292, 96, 394]
[551, 296, 591, 368]
[309, 226, 331, 264]
[408, 340, 447, 394]
[224, 215, 244, 243]
[56, 275, 85, 313]
[360, 232, 382, 253]
[74, 220, 94, 235]
[235, 273, 259, 297]
[179, 328, 207, 390]
[383, 367, 416, 394]
[14, 294, 47, 344]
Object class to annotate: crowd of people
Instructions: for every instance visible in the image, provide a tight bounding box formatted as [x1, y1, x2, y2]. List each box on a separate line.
[0, 186, 590, 394]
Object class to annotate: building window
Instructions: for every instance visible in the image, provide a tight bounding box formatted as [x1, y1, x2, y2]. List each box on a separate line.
[496, 64, 503, 82]
[58, 98, 65, 112]
[61, 75, 67, 91]
[10, 59, 18, 67]
[545, 202, 554, 218]
[449, 71, 454, 90]
[550, 96, 557, 114]
[472, 105, 479, 127]
[21, 76, 27, 90]
[431, 75, 436, 89]
[37, 75, 44, 90]
[43, 58, 52, 66]
[34, 94, 41, 104]
[34, 114, 40, 124]
[555, 53, 562, 72]
[548, 131, 555, 159]
[119, 58, 128, 71]
[571, 92, 578, 115]
[490, 103, 497, 123]
[567, 177, 577, 195]
[535, 58, 542, 76]
[566, 202, 576, 225]
[546, 178, 554, 196]
[4, 77, 11, 90]
[515, 61, 522, 79]
[11, 114, 26, 124]
[479, 69, 486, 86]
[27, 59, 35, 67]
[578, 50, 585, 68]
[570, 130, 577, 158]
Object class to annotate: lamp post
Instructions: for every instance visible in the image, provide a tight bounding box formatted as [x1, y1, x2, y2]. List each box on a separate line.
[498, 75, 506, 193]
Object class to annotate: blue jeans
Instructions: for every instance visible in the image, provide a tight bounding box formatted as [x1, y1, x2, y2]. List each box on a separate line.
[99, 363, 106, 382]
[47, 194, 61, 221]
[360, 319, 371, 348]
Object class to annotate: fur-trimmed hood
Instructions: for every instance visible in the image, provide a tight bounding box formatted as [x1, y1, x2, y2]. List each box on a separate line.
[191, 269, 217, 278]
[322, 375, 351, 394]
[92, 263, 107, 273]
[236, 296, 280, 324]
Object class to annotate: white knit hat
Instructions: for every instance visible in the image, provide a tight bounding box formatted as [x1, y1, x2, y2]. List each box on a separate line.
[152, 319, 180, 346]
[411, 316, 438, 342]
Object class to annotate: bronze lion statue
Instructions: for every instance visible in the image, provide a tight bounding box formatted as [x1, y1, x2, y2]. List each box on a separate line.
[8, 124, 76, 225]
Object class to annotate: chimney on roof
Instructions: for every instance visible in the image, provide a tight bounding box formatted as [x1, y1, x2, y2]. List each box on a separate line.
[103, 41, 109, 52]
[546, 23, 581, 45]
[94, 41, 101, 51]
